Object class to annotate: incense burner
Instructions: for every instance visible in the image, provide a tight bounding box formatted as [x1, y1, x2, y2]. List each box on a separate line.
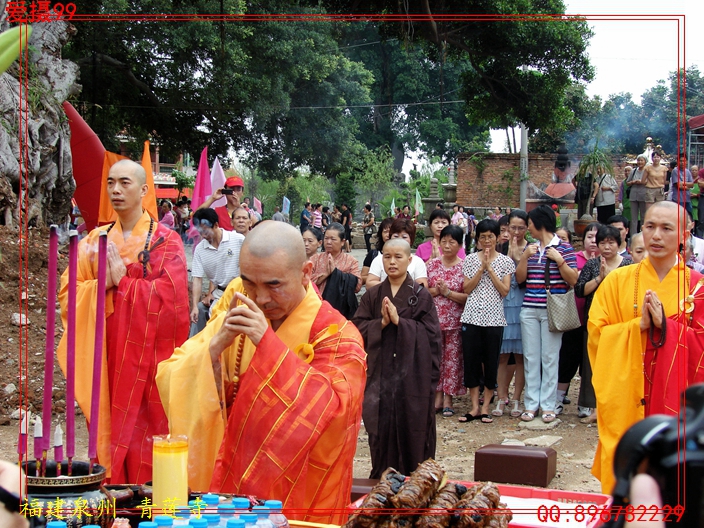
[23, 461, 111, 527]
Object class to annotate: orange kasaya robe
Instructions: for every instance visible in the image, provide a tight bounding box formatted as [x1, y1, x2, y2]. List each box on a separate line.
[57, 211, 189, 483]
[156, 280, 367, 524]
[587, 257, 704, 494]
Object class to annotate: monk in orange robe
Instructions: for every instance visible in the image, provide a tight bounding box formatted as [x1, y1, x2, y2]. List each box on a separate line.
[57, 159, 189, 483]
[156, 221, 367, 524]
[588, 201, 704, 494]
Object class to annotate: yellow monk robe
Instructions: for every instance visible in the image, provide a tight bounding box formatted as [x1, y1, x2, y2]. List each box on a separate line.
[156, 280, 367, 524]
[588, 257, 704, 494]
[57, 211, 189, 481]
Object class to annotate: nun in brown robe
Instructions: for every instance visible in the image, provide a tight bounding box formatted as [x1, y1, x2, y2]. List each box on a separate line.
[353, 239, 442, 478]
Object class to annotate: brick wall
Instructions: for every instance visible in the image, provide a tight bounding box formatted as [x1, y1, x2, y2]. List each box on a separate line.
[456, 153, 628, 209]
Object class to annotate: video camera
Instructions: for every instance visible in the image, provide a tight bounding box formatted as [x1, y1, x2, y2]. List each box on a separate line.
[605, 383, 704, 527]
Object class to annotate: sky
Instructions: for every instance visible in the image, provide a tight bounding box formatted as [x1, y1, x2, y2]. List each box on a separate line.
[487, 0, 703, 153]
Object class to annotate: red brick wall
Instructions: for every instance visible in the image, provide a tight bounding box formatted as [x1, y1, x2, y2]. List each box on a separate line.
[456, 153, 627, 208]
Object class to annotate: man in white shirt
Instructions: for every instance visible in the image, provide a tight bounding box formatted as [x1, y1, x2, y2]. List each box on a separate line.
[189, 208, 245, 336]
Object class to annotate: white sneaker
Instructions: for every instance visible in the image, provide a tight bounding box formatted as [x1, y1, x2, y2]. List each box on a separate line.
[555, 403, 564, 415]
[578, 406, 592, 418]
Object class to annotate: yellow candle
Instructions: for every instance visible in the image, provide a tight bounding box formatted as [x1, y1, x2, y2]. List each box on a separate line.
[152, 435, 189, 512]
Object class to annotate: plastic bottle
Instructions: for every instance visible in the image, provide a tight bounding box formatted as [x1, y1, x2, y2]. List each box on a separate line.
[227, 519, 246, 528]
[154, 514, 175, 526]
[231, 497, 250, 517]
[138, 523, 158, 528]
[240, 512, 258, 528]
[201, 493, 221, 514]
[218, 504, 237, 526]
[190, 499, 206, 519]
[174, 506, 192, 526]
[263, 500, 289, 528]
[189, 519, 208, 527]
[252, 506, 273, 528]
[46, 523, 68, 528]
[203, 513, 221, 526]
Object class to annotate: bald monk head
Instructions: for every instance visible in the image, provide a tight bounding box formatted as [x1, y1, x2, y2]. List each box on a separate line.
[239, 221, 313, 325]
[107, 159, 148, 217]
[642, 201, 688, 263]
[382, 238, 412, 282]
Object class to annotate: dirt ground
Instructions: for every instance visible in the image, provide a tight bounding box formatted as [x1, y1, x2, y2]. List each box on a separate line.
[0, 226, 601, 495]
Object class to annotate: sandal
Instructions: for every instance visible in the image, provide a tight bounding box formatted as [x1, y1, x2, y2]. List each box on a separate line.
[458, 413, 478, 423]
[480, 414, 494, 424]
[491, 398, 509, 417]
[442, 407, 455, 417]
[542, 412, 557, 423]
[520, 411, 536, 422]
[509, 400, 522, 418]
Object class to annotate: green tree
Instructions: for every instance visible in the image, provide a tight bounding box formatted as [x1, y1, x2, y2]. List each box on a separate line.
[334, 173, 357, 214]
[63, 0, 373, 176]
[339, 23, 490, 168]
[172, 169, 195, 201]
[322, 0, 594, 135]
[354, 146, 395, 205]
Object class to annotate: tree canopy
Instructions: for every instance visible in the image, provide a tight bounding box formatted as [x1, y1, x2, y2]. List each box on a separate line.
[62, 0, 595, 180]
[322, 0, 594, 133]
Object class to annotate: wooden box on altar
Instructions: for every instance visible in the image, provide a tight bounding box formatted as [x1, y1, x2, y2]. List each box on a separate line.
[474, 444, 557, 487]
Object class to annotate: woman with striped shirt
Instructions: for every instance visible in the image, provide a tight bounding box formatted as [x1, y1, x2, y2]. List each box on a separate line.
[515, 205, 578, 423]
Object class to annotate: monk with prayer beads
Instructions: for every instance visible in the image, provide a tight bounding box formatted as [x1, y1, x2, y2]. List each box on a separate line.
[588, 201, 704, 494]
[57, 159, 190, 483]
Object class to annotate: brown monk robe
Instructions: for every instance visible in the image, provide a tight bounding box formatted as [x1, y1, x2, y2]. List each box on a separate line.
[353, 239, 442, 478]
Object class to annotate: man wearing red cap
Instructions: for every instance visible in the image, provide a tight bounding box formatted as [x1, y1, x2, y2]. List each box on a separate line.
[198, 176, 245, 231]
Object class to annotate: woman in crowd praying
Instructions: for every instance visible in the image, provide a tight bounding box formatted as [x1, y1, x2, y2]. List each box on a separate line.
[554, 225, 595, 417]
[493, 209, 528, 418]
[416, 208, 466, 262]
[427, 225, 468, 417]
[516, 205, 578, 423]
[575, 224, 633, 424]
[459, 219, 515, 424]
[309, 222, 362, 318]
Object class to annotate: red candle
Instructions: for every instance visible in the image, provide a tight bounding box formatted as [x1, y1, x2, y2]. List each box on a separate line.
[66, 230, 78, 466]
[88, 232, 108, 465]
[42, 225, 58, 449]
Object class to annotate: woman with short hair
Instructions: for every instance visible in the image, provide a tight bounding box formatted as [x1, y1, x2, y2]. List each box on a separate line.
[416, 209, 466, 262]
[427, 225, 468, 417]
[574, 225, 633, 424]
[458, 219, 515, 423]
[361, 217, 394, 286]
[309, 222, 362, 318]
[515, 205, 578, 424]
[366, 218, 428, 289]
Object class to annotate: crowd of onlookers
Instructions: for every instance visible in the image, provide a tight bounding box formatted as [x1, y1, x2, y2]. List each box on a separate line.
[185, 151, 703, 428]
